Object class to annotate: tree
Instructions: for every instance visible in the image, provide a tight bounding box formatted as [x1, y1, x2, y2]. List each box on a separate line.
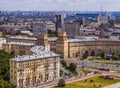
[91, 51, 95, 56]
[83, 51, 89, 59]
[100, 52, 105, 59]
[58, 79, 65, 87]
[61, 60, 67, 67]
[60, 70, 63, 77]
[112, 55, 119, 60]
[69, 63, 77, 72]
[16, 30, 21, 35]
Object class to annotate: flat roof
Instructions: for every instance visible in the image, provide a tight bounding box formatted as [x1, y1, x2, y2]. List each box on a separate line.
[6, 42, 35, 46]
[10, 45, 60, 62]
[10, 53, 60, 62]
[9, 36, 37, 40]
[68, 39, 120, 42]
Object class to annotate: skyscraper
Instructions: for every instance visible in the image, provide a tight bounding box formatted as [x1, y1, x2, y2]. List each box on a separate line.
[33, 22, 47, 36]
[55, 14, 66, 32]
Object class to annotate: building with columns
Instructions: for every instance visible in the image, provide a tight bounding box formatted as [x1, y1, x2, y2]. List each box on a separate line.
[5, 32, 120, 60]
[8, 33, 60, 88]
[10, 45, 60, 88]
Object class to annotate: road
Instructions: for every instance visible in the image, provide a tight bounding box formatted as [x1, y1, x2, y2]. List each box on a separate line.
[38, 72, 96, 88]
[36, 59, 120, 88]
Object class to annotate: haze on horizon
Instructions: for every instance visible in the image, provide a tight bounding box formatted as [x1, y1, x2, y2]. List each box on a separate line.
[0, 0, 120, 11]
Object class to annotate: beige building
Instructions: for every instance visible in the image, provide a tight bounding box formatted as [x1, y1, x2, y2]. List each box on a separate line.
[8, 33, 60, 88]
[0, 38, 6, 50]
[5, 32, 120, 60]
[7, 36, 37, 44]
[49, 32, 120, 59]
[3, 42, 34, 56]
[10, 45, 60, 88]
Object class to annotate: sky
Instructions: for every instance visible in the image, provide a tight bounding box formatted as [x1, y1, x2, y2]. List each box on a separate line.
[0, 0, 120, 11]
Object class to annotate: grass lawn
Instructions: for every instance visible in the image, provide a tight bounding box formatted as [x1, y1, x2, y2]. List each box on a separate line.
[72, 71, 79, 77]
[81, 69, 90, 75]
[52, 75, 120, 88]
[88, 67, 98, 70]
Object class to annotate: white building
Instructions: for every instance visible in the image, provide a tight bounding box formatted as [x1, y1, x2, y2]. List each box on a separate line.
[0, 38, 6, 49]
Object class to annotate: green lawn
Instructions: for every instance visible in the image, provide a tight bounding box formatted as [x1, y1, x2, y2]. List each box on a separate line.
[52, 75, 120, 88]
[88, 67, 98, 70]
[81, 69, 89, 75]
[72, 72, 78, 77]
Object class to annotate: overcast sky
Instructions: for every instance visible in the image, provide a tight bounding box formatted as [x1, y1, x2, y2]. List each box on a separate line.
[0, 0, 120, 11]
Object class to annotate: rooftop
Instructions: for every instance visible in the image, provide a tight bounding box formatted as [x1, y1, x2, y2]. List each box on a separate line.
[7, 42, 35, 46]
[68, 38, 120, 42]
[11, 53, 60, 62]
[11, 45, 60, 62]
[48, 37, 57, 41]
[9, 36, 37, 40]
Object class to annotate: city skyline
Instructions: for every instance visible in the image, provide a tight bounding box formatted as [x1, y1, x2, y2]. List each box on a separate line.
[0, 0, 120, 11]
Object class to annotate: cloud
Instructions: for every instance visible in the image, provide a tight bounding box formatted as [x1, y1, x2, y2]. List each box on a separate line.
[0, 0, 120, 11]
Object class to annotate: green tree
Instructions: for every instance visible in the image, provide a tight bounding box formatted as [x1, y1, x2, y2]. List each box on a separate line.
[60, 70, 63, 77]
[69, 63, 77, 72]
[83, 51, 89, 59]
[61, 60, 67, 67]
[0, 50, 15, 88]
[112, 55, 119, 60]
[16, 30, 21, 35]
[100, 52, 105, 59]
[58, 79, 65, 87]
[91, 51, 95, 56]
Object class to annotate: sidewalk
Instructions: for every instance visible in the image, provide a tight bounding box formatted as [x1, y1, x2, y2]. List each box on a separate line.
[103, 82, 120, 88]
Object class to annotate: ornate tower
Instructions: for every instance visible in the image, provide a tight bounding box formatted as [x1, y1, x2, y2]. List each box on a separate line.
[56, 31, 68, 60]
[37, 33, 50, 51]
[37, 33, 48, 46]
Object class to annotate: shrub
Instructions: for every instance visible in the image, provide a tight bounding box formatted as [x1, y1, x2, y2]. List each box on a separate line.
[104, 75, 114, 80]
[69, 63, 77, 72]
[84, 79, 87, 82]
[99, 76, 104, 79]
[89, 79, 94, 83]
[58, 79, 65, 87]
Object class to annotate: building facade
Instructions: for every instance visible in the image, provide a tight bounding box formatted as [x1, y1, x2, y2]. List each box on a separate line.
[33, 22, 47, 36]
[8, 33, 60, 88]
[55, 14, 66, 32]
[97, 16, 108, 25]
[5, 32, 120, 60]
[49, 32, 120, 59]
[65, 21, 80, 37]
[10, 46, 60, 88]
[3, 42, 34, 56]
[7, 36, 37, 44]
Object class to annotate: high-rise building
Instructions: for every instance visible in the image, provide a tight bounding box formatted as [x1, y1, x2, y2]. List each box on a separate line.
[55, 14, 66, 32]
[33, 22, 47, 36]
[97, 15, 108, 25]
[65, 21, 80, 37]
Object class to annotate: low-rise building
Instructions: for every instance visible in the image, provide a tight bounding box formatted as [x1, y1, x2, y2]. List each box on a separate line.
[4, 42, 34, 55]
[7, 36, 37, 44]
[0, 38, 6, 50]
